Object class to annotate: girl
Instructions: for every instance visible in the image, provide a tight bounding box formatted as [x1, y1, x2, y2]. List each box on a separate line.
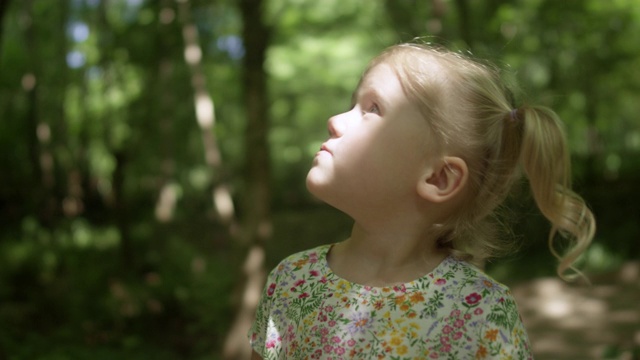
[248, 43, 595, 359]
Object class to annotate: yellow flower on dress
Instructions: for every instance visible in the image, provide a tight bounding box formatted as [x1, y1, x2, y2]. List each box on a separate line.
[476, 345, 488, 359]
[500, 349, 513, 360]
[396, 344, 408, 355]
[409, 292, 425, 303]
[485, 328, 499, 342]
[336, 280, 351, 293]
[293, 259, 308, 268]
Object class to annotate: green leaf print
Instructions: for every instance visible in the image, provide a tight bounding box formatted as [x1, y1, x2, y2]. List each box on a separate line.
[442, 269, 456, 280]
[422, 290, 444, 317]
[302, 296, 324, 318]
[286, 298, 302, 320]
[487, 297, 519, 330]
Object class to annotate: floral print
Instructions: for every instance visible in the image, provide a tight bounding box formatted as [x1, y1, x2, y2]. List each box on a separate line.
[249, 244, 532, 359]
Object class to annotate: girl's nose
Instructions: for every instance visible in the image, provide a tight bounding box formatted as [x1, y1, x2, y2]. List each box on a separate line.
[327, 110, 351, 138]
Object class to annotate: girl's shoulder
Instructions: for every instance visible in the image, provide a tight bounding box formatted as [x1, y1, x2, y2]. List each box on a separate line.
[429, 256, 513, 297]
[268, 244, 331, 278]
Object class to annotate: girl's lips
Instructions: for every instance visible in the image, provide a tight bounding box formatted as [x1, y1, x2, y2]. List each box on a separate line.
[320, 143, 332, 154]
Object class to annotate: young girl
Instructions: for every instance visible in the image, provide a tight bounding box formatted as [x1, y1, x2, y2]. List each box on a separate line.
[248, 43, 595, 359]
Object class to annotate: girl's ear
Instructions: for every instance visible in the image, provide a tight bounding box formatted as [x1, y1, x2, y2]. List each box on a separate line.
[417, 156, 468, 203]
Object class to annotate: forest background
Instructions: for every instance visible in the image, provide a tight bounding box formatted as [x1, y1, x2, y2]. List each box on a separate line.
[1, 0, 639, 359]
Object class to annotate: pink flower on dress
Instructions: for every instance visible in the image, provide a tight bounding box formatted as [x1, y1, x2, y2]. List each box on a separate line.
[393, 284, 407, 293]
[335, 346, 345, 355]
[295, 279, 306, 287]
[451, 309, 461, 318]
[299, 292, 309, 299]
[465, 292, 482, 305]
[332, 336, 341, 343]
[435, 278, 447, 285]
[464, 313, 472, 320]
[454, 319, 465, 328]
[266, 340, 276, 349]
[443, 325, 453, 334]
[328, 320, 336, 327]
[267, 283, 276, 296]
[474, 307, 484, 315]
[453, 331, 463, 340]
[347, 339, 356, 347]
[310, 270, 319, 277]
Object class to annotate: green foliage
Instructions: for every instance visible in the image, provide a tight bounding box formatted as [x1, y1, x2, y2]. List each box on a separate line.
[0, 216, 235, 359]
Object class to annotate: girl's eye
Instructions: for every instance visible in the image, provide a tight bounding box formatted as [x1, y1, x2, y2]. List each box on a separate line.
[363, 104, 380, 115]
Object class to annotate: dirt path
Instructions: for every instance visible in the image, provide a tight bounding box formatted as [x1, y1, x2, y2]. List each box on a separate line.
[511, 262, 640, 359]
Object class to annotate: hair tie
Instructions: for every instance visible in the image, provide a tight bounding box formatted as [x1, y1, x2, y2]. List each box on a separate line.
[509, 109, 520, 122]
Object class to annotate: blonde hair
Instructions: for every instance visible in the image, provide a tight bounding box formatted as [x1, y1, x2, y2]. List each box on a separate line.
[366, 43, 595, 281]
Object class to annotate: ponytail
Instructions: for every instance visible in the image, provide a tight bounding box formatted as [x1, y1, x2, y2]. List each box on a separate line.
[519, 106, 596, 281]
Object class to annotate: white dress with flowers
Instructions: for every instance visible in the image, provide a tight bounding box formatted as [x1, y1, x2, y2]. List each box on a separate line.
[248, 244, 532, 359]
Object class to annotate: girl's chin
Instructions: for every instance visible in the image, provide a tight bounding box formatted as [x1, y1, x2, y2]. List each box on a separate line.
[305, 176, 325, 197]
[305, 168, 328, 188]
[305, 175, 335, 202]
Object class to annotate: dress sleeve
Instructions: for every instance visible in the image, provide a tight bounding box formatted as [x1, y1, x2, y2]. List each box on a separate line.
[247, 267, 277, 357]
[475, 288, 533, 359]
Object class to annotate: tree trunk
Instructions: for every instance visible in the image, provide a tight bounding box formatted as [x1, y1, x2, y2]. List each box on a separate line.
[453, 0, 472, 47]
[384, 0, 449, 41]
[153, 0, 177, 223]
[21, 0, 47, 222]
[177, 0, 236, 225]
[223, 0, 272, 359]
[0, 0, 11, 55]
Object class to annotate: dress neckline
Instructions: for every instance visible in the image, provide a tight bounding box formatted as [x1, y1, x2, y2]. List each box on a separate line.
[320, 243, 451, 292]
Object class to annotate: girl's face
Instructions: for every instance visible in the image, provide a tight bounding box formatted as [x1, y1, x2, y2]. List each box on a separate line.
[306, 63, 435, 216]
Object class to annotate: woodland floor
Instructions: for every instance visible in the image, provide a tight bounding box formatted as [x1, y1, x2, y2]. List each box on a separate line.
[511, 261, 640, 360]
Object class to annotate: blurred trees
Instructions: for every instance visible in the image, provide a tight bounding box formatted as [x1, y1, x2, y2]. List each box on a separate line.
[0, 0, 639, 358]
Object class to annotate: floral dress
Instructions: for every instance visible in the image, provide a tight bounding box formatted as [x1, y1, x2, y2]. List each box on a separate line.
[248, 244, 532, 359]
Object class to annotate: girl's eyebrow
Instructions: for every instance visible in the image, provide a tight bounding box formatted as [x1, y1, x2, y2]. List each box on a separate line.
[353, 82, 379, 100]
[353, 85, 387, 111]
[350, 89, 358, 107]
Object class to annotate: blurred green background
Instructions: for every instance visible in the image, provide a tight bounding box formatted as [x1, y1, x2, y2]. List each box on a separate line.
[1, 0, 639, 359]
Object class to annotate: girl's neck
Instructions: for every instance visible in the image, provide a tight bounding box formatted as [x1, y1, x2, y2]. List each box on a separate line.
[327, 221, 446, 287]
